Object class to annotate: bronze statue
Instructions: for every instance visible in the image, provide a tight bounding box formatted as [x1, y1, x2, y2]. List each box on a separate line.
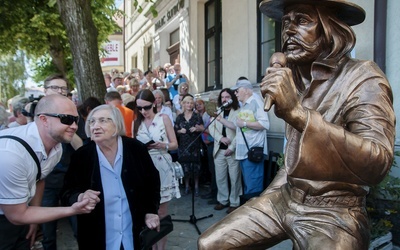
[198, 0, 395, 249]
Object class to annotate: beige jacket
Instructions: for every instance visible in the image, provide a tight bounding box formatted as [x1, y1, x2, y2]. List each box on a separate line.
[209, 108, 239, 158]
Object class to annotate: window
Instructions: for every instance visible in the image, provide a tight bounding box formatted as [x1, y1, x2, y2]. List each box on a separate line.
[170, 28, 180, 46]
[145, 45, 153, 70]
[205, 0, 222, 91]
[257, 0, 281, 82]
[167, 28, 180, 64]
[131, 55, 137, 69]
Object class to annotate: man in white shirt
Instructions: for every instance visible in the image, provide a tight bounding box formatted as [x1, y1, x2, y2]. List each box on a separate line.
[41, 74, 83, 250]
[232, 80, 269, 194]
[107, 73, 124, 92]
[165, 63, 189, 99]
[0, 94, 100, 249]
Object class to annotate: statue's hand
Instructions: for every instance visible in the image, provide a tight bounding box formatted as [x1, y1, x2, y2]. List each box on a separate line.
[261, 52, 287, 111]
[261, 67, 306, 131]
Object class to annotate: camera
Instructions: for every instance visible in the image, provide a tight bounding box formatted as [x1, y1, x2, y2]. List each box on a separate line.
[28, 94, 43, 102]
[22, 94, 44, 118]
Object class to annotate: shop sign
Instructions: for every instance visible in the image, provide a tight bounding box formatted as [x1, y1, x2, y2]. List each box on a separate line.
[100, 41, 121, 66]
[155, 0, 185, 31]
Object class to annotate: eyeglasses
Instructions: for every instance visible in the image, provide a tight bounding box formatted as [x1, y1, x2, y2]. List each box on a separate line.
[37, 113, 79, 125]
[88, 117, 113, 126]
[234, 87, 241, 94]
[45, 86, 69, 92]
[137, 104, 153, 111]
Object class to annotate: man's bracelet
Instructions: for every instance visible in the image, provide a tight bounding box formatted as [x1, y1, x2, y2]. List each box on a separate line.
[244, 121, 247, 128]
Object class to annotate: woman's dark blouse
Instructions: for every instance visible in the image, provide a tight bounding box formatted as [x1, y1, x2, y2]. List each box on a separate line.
[61, 136, 160, 250]
[174, 112, 203, 163]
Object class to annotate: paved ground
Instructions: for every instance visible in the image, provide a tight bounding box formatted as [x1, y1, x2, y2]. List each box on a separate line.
[55, 186, 292, 249]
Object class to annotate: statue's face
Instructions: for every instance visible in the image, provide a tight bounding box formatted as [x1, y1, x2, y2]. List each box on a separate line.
[281, 4, 324, 64]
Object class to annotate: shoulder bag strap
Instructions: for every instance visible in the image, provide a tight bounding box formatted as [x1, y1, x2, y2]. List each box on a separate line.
[240, 129, 250, 150]
[0, 135, 41, 181]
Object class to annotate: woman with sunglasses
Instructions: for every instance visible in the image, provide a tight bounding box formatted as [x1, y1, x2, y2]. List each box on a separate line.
[175, 94, 204, 196]
[62, 104, 161, 250]
[133, 89, 181, 250]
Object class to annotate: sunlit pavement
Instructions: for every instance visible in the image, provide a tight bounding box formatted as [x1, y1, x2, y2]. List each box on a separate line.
[55, 185, 292, 249]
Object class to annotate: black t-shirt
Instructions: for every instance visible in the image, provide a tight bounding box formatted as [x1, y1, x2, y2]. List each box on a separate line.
[219, 109, 231, 150]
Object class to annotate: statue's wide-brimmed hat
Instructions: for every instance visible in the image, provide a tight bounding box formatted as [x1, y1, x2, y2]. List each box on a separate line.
[259, 0, 366, 26]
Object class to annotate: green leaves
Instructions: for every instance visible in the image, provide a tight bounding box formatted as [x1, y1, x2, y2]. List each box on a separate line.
[47, 0, 57, 7]
[0, 52, 28, 103]
[0, 0, 121, 70]
[132, 0, 158, 17]
[150, 5, 158, 18]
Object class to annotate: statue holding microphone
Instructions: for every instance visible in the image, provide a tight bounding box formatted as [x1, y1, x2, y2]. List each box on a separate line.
[198, 0, 395, 249]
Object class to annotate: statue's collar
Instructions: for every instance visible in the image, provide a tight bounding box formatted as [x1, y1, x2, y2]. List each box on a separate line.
[311, 56, 350, 82]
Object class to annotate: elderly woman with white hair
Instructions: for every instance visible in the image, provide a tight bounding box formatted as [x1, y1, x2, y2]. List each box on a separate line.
[62, 104, 161, 250]
[172, 82, 190, 115]
[153, 89, 174, 124]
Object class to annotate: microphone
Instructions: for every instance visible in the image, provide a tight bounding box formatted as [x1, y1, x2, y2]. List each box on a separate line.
[217, 99, 233, 112]
[264, 52, 287, 111]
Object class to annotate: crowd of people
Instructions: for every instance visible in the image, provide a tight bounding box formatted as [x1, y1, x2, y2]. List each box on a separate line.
[0, 61, 271, 250]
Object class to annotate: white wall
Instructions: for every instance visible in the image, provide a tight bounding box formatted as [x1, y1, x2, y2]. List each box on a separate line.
[351, 0, 374, 60]
[387, 0, 400, 147]
[188, 0, 205, 93]
[221, 0, 258, 86]
[125, 4, 154, 71]
[179, 5, 191, 86]
[387, 0, 400, 178]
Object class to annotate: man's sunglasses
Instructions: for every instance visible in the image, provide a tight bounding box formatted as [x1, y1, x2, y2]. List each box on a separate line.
[137, 104, 153, 111]
[37, 113, 79, 125]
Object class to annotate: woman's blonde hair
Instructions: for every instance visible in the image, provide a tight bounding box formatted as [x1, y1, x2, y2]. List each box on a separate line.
[181, 94, 194, 104]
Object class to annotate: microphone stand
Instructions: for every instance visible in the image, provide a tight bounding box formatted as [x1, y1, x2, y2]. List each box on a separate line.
[172, 106, 226, 235]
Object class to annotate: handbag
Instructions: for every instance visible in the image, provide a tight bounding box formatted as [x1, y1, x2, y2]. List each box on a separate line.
[247, 146, 264, 162]
[240, 129, 264, 163]
[140, 215, 173, 250]
[172, 161, 185, 180]
[143, 126, 184, 181]
[160, 152, 184, 182]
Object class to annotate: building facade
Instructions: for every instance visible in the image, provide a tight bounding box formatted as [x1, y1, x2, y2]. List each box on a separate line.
[124, 0, 400, 158]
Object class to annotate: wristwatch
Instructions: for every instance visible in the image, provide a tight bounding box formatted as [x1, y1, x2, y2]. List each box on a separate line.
[165, 143, 169, 150]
